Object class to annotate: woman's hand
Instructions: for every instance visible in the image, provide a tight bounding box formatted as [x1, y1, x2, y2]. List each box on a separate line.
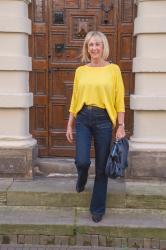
[66, 125, 73, 143]
[116, 125, 125, 139]
[116, 112, 125, 139]
[66, 112, 75, 143]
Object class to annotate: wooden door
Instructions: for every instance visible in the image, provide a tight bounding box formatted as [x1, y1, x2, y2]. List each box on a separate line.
[29, 0, 135, 157]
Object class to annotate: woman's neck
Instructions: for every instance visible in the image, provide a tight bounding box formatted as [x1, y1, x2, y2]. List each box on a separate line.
[89, 59, 107, 67]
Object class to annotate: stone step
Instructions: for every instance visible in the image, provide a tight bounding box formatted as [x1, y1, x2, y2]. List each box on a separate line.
[0, 247, 159, 250]
[0, 206, 166, 247]
[35, 158, 95, 177]
[1, 178, 166, 209]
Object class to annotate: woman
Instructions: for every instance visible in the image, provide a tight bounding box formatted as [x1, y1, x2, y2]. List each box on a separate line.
[66, 31, 125, 223]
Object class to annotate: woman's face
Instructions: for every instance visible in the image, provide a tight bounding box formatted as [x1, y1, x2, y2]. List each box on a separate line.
[87, 37, 103, 61]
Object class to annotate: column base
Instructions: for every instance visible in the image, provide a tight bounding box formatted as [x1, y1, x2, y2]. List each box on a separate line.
[127, 140, 166, 180]
[0, 139, 38, 179]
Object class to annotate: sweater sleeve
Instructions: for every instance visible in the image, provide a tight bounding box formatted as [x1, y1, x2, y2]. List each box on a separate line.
[115, 65, 125, 112]
[69, 69, 78, 114]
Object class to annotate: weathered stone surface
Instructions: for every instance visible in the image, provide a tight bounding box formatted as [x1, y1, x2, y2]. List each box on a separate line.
[54, 236, 69, 245]
[5, 178, 166, 210]
[17, 235, 25, 244]
[128, 151, 166, 179]
[160, 240, 166, 249]
[151, 239, 160, 249]
[0, 145, 37, 179]
[36, 158, 95, 176]
[76, 208, 166, 239]
[0, 206, 75, 235]
[128, 238, 144, 248]
[6, 178, 126, 208]
[98, 235, 107, 246]
[144, 238, 152, 248]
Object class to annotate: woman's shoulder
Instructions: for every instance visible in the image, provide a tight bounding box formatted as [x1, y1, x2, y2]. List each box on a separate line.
[75, 65, 87, 74]
[110, 62, 120, 70]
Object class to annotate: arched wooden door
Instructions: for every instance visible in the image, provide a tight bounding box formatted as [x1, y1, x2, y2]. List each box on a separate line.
[29, 0, 135, 157]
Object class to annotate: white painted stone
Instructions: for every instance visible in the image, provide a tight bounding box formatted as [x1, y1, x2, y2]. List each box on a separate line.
[0, 16, 31, 34]
[137, 1, 166, 17]
[132, 110, 166, 140]
[0, 34, 28, 56]
[0, 109, 30, 138]
[0, 1, 28, 17]
[136, 35, 166, 57]
[0, 72, 29, 93]
[0, 93, 33, 108]
[129, 140, 166, 152]
[134, 17, 166, 35]
[0, 138, 36, 148]
[0, 0, 36, 154]
[130, 95, 166, 110]
[133, 57, 166, 72]
[135, 73, 166, 95]
[131, 0, 166, 157]
[0, 56, 31, 71]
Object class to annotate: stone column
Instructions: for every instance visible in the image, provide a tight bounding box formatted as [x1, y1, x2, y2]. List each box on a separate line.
[0, 0, 37, 178]
[129, 0, 166, 179]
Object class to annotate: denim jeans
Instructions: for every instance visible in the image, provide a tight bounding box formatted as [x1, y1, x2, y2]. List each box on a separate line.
[75, 106, 112, 215]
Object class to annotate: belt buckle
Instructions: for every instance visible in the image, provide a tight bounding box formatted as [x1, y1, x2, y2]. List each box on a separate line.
[87, 105, 93, 110]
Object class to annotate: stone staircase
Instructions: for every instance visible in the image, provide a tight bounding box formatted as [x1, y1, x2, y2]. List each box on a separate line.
[0, 158, 166, 248]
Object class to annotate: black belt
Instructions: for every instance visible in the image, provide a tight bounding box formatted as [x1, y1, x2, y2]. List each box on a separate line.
[83, 105, 105, 111]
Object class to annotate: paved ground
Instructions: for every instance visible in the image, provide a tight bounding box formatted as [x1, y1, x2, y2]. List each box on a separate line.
[0, 246, 133, 250]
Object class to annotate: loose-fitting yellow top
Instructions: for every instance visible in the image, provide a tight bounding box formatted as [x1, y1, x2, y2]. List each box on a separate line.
[69, 63, 125, 128]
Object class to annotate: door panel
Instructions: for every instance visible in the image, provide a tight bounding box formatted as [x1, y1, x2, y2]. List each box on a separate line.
[29, 0, 135, 157]
[29, 0, 49, 156]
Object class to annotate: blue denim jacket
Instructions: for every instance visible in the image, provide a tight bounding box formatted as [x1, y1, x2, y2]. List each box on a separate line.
[105, 138, 129, 179]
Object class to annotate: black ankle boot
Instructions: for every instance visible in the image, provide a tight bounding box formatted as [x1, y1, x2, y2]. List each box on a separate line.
[76, 170, 88, 193]
[92, 214, 103, 223]
[76, 182, 85, 193]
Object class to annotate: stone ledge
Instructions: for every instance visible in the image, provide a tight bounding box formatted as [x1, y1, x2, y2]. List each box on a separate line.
[0, 93, 33, 108]
[130, 95, 166, 110]
[133, 57, 166, 72]
[134, 17, 166, 35]
[0, 16, 31, 34]
[0, 56, 31, 71]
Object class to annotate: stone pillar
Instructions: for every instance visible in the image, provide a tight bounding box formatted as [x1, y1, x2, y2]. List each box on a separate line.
[0, 0, 37, 178]
[129, 0, 166, 179]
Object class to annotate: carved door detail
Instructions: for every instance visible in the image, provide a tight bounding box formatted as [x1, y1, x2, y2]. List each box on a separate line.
[29, 0, 135, 157]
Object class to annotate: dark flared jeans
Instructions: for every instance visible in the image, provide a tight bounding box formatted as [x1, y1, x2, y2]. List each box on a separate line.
[75, 106, 112, 215]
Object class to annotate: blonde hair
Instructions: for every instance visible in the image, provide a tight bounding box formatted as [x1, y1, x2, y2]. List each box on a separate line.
[82, 31, 110, 63]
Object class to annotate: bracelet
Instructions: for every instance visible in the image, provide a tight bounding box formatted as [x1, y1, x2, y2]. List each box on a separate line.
[118, 123, 125, 127]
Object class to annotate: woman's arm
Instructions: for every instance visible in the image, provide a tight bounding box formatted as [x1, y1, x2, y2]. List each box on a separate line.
[66, 112, 75, 143]
[116, 112, 126, 139]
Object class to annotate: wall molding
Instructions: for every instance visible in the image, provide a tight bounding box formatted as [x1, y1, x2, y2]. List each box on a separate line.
[130, 95, 166, 110]
[0, 16, 31, 34]
[133, 57, 166, 72]
[0, 56, 32, 71]
[134, 17, 166, 35]
[0, 93, 33, 108]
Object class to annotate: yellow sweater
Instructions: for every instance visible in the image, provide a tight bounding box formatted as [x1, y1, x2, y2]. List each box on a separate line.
[69, 63, 125, 127]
